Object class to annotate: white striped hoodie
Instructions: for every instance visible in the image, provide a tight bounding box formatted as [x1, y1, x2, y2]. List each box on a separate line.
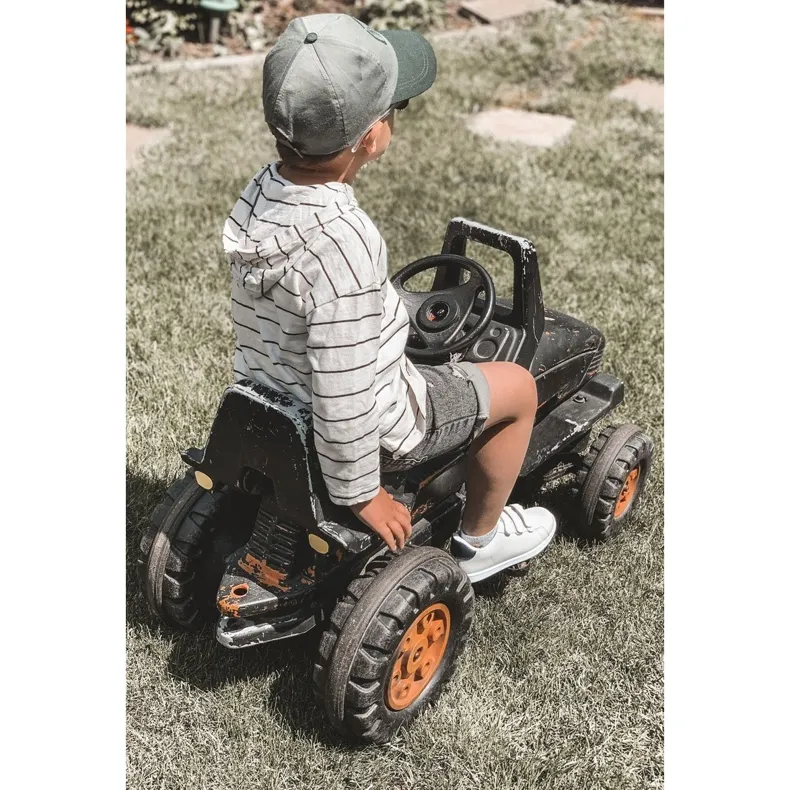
[223, 163, 427, 506]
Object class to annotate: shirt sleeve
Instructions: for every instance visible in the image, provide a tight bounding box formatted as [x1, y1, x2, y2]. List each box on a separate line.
[306, 285, 383, 506]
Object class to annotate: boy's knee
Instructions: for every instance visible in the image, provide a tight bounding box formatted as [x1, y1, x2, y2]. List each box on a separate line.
[484, 362, 537, 423]
[511, 364, 537, 417]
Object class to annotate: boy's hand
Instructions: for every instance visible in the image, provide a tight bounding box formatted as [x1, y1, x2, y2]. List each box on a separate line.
[350, 488, 413, 552]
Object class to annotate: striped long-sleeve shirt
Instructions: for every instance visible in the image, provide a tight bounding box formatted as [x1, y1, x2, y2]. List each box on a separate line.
[222, 162, 427, 506]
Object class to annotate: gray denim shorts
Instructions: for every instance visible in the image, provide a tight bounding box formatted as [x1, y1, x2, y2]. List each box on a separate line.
[381, 361, 491, 472]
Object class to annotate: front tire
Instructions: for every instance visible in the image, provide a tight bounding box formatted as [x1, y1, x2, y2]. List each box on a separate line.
[573, 423, 654, 540]
[313, 547, 474, 744]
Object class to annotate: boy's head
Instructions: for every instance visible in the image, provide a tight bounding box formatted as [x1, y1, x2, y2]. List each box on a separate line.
[262, 14, 436, 171]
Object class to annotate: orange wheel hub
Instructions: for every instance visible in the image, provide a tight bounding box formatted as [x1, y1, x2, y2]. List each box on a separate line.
[615, 466, 641, 519]
[387, 603, 451, 711]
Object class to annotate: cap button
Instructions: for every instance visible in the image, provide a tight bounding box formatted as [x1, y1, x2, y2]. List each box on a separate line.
[304, 32, 318, 44]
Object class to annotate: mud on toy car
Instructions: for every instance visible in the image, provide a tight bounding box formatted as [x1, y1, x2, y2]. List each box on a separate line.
[138, 218, 653, 744]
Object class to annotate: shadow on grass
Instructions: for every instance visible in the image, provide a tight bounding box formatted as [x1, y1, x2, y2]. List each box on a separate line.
[472, 476, 599, 600]
[535, 477, 597, 548]
[126, 468, 168, 632]
[126, 468, 605, 744]
[166, 629, 358, 747]
[126, 467, 355, 746]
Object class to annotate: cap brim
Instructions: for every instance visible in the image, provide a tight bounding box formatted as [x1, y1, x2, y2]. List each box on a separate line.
[381, 30, 437, 105]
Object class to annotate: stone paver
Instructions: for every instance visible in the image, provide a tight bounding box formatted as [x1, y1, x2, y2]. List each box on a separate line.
[466, 108, 575, 148]
[126, 124, 170, 169]
[432, 24, 504, 43]
[460, 0, 555, 24]
[628, 6, 664, 25]
[609, 79, 664, 113]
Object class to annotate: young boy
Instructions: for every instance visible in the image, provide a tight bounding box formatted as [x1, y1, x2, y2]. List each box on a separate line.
[223, 14, 556, 582]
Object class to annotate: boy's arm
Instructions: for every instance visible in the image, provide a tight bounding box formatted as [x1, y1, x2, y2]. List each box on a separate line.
[306, 286, 385, 507]
[306, 286, 413, 551]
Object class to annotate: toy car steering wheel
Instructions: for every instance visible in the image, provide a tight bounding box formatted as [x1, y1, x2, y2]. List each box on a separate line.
[390, 254, 496, 361]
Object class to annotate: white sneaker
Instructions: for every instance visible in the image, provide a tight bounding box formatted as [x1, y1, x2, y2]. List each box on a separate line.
[451, 505, 557, 583]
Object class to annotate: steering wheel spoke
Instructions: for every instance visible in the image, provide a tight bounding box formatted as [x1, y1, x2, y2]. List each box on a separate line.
[394, 288, 429, 318]
[439, 277, 486, 346]
[409, 321, 435, 350]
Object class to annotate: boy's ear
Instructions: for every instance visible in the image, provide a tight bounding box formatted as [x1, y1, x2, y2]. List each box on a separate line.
[360, 121, 384, 155]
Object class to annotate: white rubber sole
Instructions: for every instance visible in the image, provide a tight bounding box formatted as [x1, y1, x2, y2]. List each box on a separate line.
[460, 521, 557, 583]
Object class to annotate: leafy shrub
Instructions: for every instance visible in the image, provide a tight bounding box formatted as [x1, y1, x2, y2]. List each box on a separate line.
[357, 0, 445, 31]
[126, 1, 268, 62]
[126, 1, 199, 62]
[229, 2, 267, 52]
[126, 0, 450, 63]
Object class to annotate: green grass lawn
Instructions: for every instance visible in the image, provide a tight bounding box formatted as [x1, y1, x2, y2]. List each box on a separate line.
[127, 4, 663, 788]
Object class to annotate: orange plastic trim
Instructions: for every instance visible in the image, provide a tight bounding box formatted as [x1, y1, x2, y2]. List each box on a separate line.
[615, 466, 641, 518]
[386, 603, 451, 711]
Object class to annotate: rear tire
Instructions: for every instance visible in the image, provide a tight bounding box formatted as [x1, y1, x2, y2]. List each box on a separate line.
[313, 547, 473, 744]
[138, 472, 258, 630]
[573, 424, 653, 540]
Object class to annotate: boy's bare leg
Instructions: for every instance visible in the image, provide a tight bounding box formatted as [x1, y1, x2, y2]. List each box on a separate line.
[461, 362, 538, 537]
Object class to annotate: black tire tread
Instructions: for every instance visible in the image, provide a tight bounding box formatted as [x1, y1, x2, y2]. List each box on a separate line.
[313, 548, 473, 744]
[137, 472, 252, 630]
[572, 423, 654, 540]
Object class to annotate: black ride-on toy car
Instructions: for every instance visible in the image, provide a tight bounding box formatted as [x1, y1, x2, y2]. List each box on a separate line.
[138, 218, 653, 744]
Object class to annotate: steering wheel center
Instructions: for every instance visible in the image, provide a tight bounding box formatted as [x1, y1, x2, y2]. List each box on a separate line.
[417, 298, 459, 332]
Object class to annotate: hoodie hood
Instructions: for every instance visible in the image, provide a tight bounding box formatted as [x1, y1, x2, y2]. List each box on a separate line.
[223, 163, 357, 296]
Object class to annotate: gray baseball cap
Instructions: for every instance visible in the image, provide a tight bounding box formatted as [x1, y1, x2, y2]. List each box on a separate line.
[263, 14, 437, 157]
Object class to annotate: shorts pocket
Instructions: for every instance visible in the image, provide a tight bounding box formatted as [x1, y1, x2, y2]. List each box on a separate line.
[430, 418, 477, 451]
